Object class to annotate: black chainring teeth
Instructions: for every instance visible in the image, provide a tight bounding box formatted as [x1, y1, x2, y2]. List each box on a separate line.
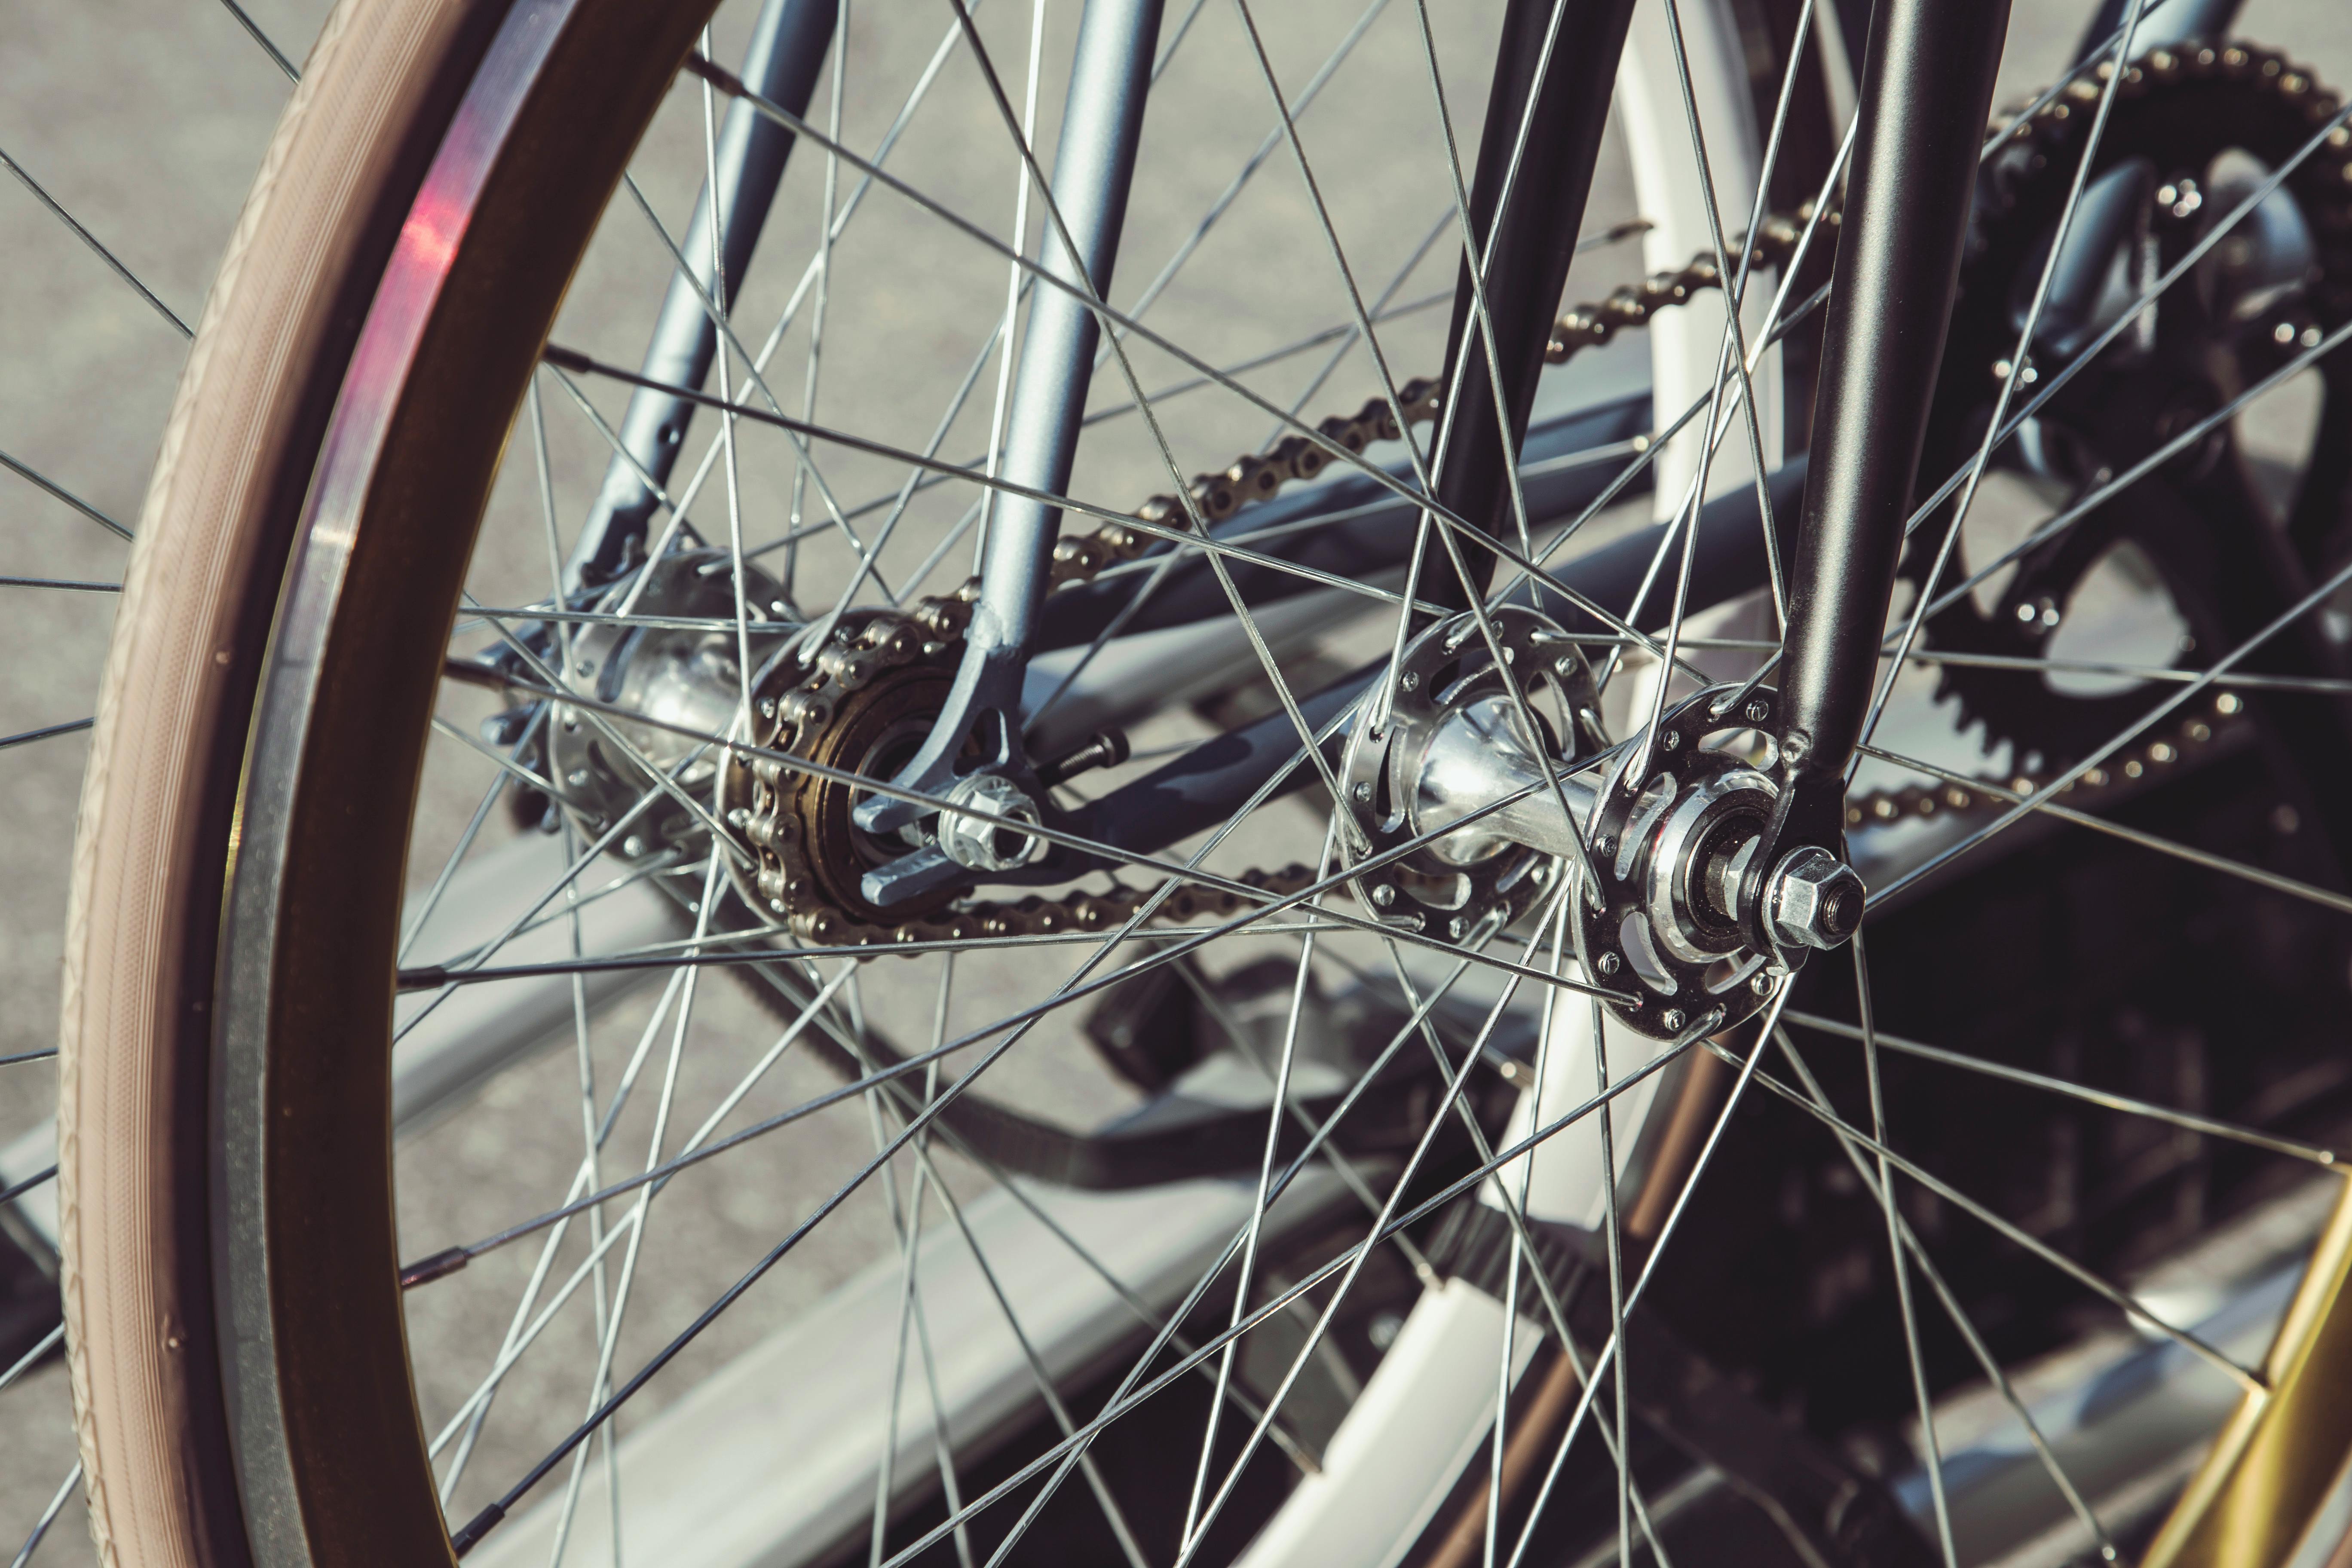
[1574, 686, 1784, 1041]
[1911, 37, 2352, 774]
[1341, 605, 1600, 940]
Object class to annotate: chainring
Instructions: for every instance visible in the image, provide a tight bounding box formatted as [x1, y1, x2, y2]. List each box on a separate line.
[1907, 41, 2352, 774]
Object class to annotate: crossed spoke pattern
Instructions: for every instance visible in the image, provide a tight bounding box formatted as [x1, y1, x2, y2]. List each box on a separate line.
[14, 0, 2352, 1565]
[387, 2, 2352, 1563]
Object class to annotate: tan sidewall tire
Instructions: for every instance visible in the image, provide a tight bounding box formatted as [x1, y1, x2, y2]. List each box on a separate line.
[58, 3, 512, 1563]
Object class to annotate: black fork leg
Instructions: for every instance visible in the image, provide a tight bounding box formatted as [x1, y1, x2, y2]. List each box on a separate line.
[1770, 0, 2011, 838]
[1424, 0, 1640, 612]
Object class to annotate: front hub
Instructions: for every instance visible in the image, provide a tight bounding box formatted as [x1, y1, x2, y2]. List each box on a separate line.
[1576, 687, 1798, 1039]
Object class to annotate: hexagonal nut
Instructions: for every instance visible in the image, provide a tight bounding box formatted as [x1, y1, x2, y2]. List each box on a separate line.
[938, 772, 1050, 873]
[1767, 846, 1866, 950]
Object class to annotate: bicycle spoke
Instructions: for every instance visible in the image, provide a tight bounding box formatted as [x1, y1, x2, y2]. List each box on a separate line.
[1650, 0, 1804, 627]
[973, 0, 1047, 580]
[0, 575, 117, 593]
[428, 962, 848, 1482]
[542, 852, 721, 1562]
[0, 1326, 62, 1400]
[1857, 0, 2155, 778]
[1914, 317, 2352, 630]
[1626, 0, 1829, 763]
[55, 8, 2352, 1562]
[1180, 822, 1341, 1552]
[542, 348, 1458, 619]
[882, 1008, 1710, 1565]
[845, 1028, 1159, 1568]
[1853, 933, 1957, 1566]
[1785, 1007, 2341, 1166]
[1872, 547, 2352, 908]
[1773, 1030, 2118, 1560]
[992, 897, 1573, 1567]
[1500, 997, 1782, 1568]
[7, 1464, 80, 1568]
[214, 0, 299, 81]
[672, 57, 1721, 684]
[0, 718, 93, 752]
[1860, 739, 2352, 921]
[0, 445, 133, 541]
[870, 960, 977, 1568]
[1367, 928, 1672, 1566]
[0, 144, 190, 337]
[1700, 1035, 2266, 1392]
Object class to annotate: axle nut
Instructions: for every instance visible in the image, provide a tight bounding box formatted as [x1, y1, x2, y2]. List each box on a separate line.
[937, 772, 1050, 873]
[1767, 846, 1866, 950]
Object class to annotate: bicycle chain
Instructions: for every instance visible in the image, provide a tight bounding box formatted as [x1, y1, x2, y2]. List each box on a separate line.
[726, 39, 2332, 949]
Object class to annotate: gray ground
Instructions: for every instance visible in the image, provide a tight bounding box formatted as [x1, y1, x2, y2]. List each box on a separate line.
[1, 0, 2347, 1559]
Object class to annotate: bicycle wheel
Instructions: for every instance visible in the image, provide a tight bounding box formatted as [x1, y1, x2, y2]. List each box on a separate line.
[46, 0, 2352, 1563]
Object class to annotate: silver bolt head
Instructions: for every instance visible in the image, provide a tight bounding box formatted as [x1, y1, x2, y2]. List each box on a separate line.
[1768, 845, 1867, 949]
[1371, 883, 1397, 909]
[1400, 671, 1421, 694]
[1661, 1008, 1687, 1032]
[1352, 779, 1373, 803]
[1743, 699, 1769, 724]
[1595, 951, 1621, 977]
[937, 772, 1050, 872]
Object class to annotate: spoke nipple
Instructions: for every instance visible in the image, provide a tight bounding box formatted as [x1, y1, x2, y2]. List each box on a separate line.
[399, 1246, 471, 1290]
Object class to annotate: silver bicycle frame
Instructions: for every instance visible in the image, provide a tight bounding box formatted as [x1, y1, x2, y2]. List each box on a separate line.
[854, 0, 1168, 874]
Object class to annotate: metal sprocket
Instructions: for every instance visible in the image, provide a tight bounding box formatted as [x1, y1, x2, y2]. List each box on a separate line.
[1907, 40, 2352, 773]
